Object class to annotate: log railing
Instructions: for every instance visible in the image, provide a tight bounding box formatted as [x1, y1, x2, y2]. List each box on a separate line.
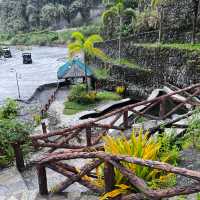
[12, 84, 200, 199]
[40, 82, 60, 118]
[36, 151, 200, 199]
[30, 83, 200, 152]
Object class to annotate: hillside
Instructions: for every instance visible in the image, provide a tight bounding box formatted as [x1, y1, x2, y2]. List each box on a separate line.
[0, 0, 103, 33]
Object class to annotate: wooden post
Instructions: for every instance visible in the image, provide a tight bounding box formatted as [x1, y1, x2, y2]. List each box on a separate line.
[41, 109, 44, 118]
[45, 104, 48, 111]
[12, 142, 25, 172]
[104, 162, 115, 193]
[123, 110, 128, 129]
[159, 97, 166, 119]
[37, 165, 48, 195]
[42, 122, 47, 134]
[86, 127, 92, 147]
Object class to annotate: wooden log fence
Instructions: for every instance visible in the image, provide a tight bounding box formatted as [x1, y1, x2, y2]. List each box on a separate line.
[11, 83, 200, 199]
[25, 83, 200, 167]
[40, 82, 59, 118]
[36, 151, 200, 199]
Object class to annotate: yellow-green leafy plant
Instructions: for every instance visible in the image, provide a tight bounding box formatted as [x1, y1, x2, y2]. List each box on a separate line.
[115, 85, 125, 95]
[99, 129, 179, 199]
[67, 31, 108, 61]
[33, 114, 42, 126]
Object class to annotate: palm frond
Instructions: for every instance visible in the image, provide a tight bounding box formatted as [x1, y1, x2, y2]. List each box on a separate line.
[71, 31, 85, 43]
[86, 34, 103, 44]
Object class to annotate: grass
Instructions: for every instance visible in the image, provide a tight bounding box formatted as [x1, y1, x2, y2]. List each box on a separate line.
[96, 91, 121, 101]
[64, 91, 121, 115]
[112, 58, 141, 69]
[64, 101, 95, 115]
[0, 24, 101, 46]
[92, 67, 110, 80]
[135, 43, 200, 52]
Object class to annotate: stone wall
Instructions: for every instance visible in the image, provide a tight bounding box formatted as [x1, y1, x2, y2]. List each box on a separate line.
[93, 61, 161, 99]
[162, 0, 193, 32]
[93, 40, 200, 96]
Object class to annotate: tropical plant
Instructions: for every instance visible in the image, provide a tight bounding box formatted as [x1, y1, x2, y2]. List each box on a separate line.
[67, 31, 108, 89]
[99, 129, 179, 199]
[0, 98, 19, 119]
[183, 108, 200, 149]
[0, 118, 32, 167]
[102, 1, 135, 59]
[115, 85, 125, 95]
[151, 0, 166, 43]
[0, 98, 32, 167]
[68, 84, 97, 104]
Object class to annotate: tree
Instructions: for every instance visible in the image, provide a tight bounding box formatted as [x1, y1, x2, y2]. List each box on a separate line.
[151, 0, 166, 43]
[67, 32, 107, 90]
[102, 1, 135, 60]
[40, 3, 58, 28]
[191, 0, 200, 44]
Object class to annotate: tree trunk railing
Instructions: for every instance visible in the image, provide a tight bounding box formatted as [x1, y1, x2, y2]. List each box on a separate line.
[36, 151, 200, 199]
[13, 83, 200, 199]
[31, 83, 200, 151]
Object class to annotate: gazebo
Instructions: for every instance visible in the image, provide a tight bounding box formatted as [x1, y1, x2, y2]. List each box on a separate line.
[57, 59, 93, 84]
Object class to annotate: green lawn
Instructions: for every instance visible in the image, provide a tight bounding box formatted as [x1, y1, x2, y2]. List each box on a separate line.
[64, 91, 121, 115]
[64, 101, 96, 115]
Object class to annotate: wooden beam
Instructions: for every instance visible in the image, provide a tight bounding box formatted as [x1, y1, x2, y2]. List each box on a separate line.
[39, 151, 200, 182]
[163, 89, 200, 119]
[47, 163, 103, 194]
[104, 161, 115, 192]
[86, 127, 92, 147]
[37, 165, 48, 195]
[159, 97, 166, 119]
[131, 109, 160, 120]
[123, 111, 129, 129]
[12, 142, 25, 172]
[122, 184, 200, 200]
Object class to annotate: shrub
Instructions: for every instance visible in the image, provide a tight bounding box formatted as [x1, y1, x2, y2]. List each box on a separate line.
[182, 108, 200, 149]
[92, 67, 110, 80]
[96, 91, 121, 101]
[116, 86, 125, 95]
[68, 84, 97, 104]
[0, 98, 18, 119]
[0, 99, 33, 167]
[0, 119, 32, 167]
[33, 114, 42, 126]
[99, 130, 179, 199]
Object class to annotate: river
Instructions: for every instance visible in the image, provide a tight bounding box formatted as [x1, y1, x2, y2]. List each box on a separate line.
[0, 46, 67, 104]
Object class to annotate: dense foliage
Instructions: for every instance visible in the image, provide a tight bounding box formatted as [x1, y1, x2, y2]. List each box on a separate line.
[0, 0, 101, 33]
[65, 84, 121, 114]
[0, 99, 32, 167]
[0, 24, 101, 45]
[98, 130, 179, 199]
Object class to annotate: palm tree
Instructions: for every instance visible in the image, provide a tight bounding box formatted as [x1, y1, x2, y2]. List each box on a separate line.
[151, 0, 165, 43]
[191, 0, 200, 44]
[68, 32, 108, 90]
[102, 1, 135, 61]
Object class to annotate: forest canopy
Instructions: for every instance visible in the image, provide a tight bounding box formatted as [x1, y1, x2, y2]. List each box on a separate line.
[0, 0, 102, 33]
